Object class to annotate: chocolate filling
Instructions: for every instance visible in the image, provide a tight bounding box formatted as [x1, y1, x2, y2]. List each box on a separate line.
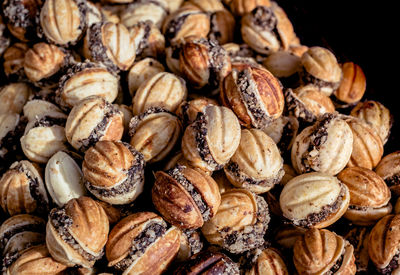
[251, 6, 277, 30]
[0, 222, 45, 252]
[167, 165, 211, 221]
[79, 102, 121, 152]
[50, 207, 102, 262]
[379, 252, 400, 274]
[88, 22, 119, 73]
[164, 12, 193, 42]
[221, 195, 270, 253]
[278, 118, 297, 152]
[86, 144, 145, 198]
[326, 253, 344, 275]
[294, 183, 346, 228]
[1, 237, 44, 269]
[236, 68, 273, 129]
[300, 113, 334, 172]
[225, 161, 283, 189]
[385, 174, 400, 187]
[348, 205, 369, 211]
[129, 107, 175, 136]
[0, 118, 25, 159]
[183, 229, 203, 256]
[32, 116, 66, 128]
[302, 70, 340, 91]
[285, 88, 316, 123]
[134, 21, 152, 57]
[114, 221, 167, 271]
[208, 13, 222, 41]
[13, 163, 49, 215]
[179, 102, 191, 126]
[192, 112, 222, 170]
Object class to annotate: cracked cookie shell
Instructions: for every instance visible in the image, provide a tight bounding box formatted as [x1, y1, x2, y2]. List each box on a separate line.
[293, 228, 356, 275]
[202, 189, 270, 254]
[56, 61, 119, 111]
[20, 111, 68, 163]
[376, 151, 400, 196]
[280, 172, 350, 228]
[46, 196, 109, 268]
[0, 160, 49, 216]
[224, 129, 284, 194]
[40, 0, 87, 46]
[45, 151, 86, 207]
[129, 107, 182, 163]
[350, 100, 392, 145]
[174, 250, 240, 275]
[291, 113, 353, 175]
[65, 96, 124, 152]
[132, 72, 187, 115]
[179, 38, 231, 90]
[221, 64, 284, 129]
[181, 105, 241, 172]
[152, 165, 221, 229]
[334, 62, 366, 105]
[83, 141, 145, 205]
[300, 46, 342, 96]
[338, 167, 391, 226]
[368, 214, 400, 274]
[0, 214, 45, 270]
[83, 21, 136, 71]
[106, 212, 181, 275]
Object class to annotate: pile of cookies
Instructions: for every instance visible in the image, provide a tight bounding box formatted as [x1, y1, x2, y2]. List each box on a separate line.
[0, 0, 398, 274]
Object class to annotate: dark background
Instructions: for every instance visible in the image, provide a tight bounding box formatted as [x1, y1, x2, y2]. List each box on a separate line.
[278, 0, 398, 152]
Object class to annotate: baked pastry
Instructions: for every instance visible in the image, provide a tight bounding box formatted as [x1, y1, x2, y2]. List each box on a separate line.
[280, 172, 350, 228]
[2, 0, 42, 42]
[274, 224, 306, 250]
[132, 72, 187, 115]
[241, 4, 296, 55]
[241, 247, 289, 275]
[344, 116, 383, 170]
[222, 43, 257, 66]
[3, 42, 28, 81]
[261, 115, 299, 153]
[0, 160, 49, 216]
[20, 110, 68, 163]
[263, 50, 302, 79]
[85, 1, 102, 27]
[40, 0, 87, 46]
[7, 244, 68, 275]
[224, 129, 284, 194]
[114, 104, 133, 136]
[293, 228, 356, 275]
[46, 196, 109, 268]
[350, 100, 392, 145]
[162, 5, 210, 44]
[0, 15, 10, 57]
[291, 113, 353, 175]
[344, 227, 370, 274]
[207, 9, 235, 45]
[152, 164, 221, 229]
[174, 250, 240, 275]
[127, 58, 165, 96]
[83, 140, 145, 205]
[65, 95, 124, 152]
[368, 214, 400, 274]
[220, 64, 284, 129]
[181, 105, 241, 172]
[338, 167, 391, 226]
[334, 62, 366, 105]
[45, 151, 86, 207]
[0, 83, 33, 115]
[106, 212, 181, 275]
[285, 84, 335, 123]
[376, 151, 400, 196]
[0, 214, 45, 270]
[202, 189, 270, 254]
[23, 43, 72, 88]
[176, 97, 218, 126]
[175, 229, 203, 262]
[129, 21, 165, 61]
[228, 0, 271, 17]
[83, 21, 136, 71]
[120, 0, 169, 29]
[300, 46, 342, 96]
[22, 99, 62, 122]
[129, 107, 182, 163]
[179, 38, 231, 90]
[56, 61, 119, 111]
[0, 113, 24, 161]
